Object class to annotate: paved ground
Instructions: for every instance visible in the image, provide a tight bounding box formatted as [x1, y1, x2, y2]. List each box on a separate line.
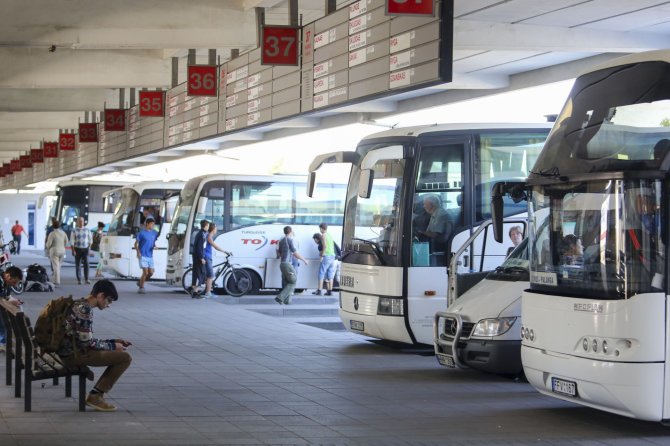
[2, 251, 670, 445]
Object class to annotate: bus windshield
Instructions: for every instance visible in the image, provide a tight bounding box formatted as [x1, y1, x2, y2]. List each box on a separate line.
[344, 144, 404, 267]
[108, 189, 140, 236]
[170, 179, 199, 237]
[529, 179, 665, 300]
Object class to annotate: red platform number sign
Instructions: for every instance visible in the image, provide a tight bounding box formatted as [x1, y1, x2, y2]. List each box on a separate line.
[187, 65, 217, 96]
[31, 149, 44, 164]
[20, 155, 31, 169]
[261, 26, 300, 66]
[105, 109, 126, 131]
[139, 91, 165, 117]
[44, 142, 58, 158]
[59, 132, 76, 151]
[10, 159, 20, 173]
[386, 0, 434, 16]
[79, 123, 98, 143]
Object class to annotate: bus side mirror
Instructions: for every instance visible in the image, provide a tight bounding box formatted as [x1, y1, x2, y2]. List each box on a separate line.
[358, 169, 373, 199]
[307, 172, 316, 198]
[491, 192, 504, 243]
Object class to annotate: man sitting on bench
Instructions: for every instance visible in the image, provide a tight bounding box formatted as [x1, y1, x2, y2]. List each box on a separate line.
[57, 280, 132, 412]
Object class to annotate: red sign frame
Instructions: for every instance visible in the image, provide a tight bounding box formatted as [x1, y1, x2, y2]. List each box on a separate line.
[44, 142, 58, 158]
[19, 155, 32, 169]
[10, 159, 20, 172]
[386, 0, 434, 16]
[78, 123, 98, 143]
[30, 149, 44, 164]
[187, 65, 217, 97]
[261, 25, 300, 66]
[139, 91, 165, 117]
[2, 164, 9, 176]
[104, 109, 127, 131]
[59, 132, 76, 151]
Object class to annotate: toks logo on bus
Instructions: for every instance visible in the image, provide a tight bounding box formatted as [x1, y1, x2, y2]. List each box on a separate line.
[241, 237, 279, 251]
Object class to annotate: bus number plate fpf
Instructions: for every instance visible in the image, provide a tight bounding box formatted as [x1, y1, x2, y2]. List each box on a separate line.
[551, 377, 577, 397]
[350, 320, 364, 331]
[436, 353, 455, 368]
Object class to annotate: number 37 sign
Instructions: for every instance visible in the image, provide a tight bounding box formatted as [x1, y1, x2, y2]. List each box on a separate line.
[261, 26, 300, 66]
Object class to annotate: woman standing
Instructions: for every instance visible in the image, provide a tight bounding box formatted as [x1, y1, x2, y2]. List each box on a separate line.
[45, 221, 68, 286]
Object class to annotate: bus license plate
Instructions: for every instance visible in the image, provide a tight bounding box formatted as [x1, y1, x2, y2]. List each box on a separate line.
[551, 377, 577, 397]
[437, 353, 455, 368]
[350, 320, 364, 331]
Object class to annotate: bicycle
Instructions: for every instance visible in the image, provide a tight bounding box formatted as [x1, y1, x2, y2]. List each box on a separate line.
[181, 253, 252, 297]
[0, 241, 23, 295]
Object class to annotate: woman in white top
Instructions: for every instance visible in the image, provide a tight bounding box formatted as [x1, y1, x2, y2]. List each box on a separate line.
[45, 221, 68, 285]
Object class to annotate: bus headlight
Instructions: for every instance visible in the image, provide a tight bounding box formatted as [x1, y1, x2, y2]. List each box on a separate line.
[472, 317, 517, 337]
[377, 298, 404, 316]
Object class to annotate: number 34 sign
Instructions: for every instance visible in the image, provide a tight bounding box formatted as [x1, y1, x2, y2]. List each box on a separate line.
[261, 26, 300, 66]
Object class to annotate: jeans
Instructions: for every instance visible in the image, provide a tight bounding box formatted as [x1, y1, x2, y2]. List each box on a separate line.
[74, 247, 89, 281]
[62, 349, 132, 393]
[276, 262, 297, 302]
[12, 235, 20, 254]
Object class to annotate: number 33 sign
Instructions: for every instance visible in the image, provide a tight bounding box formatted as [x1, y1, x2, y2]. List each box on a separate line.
[261, 26, 300, 66]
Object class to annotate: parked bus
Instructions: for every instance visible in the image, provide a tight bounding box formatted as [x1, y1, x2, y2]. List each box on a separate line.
[39, 181, 126, 261]
[165, 174, 346, 293]
[489, 51, 670, 422]
[101, 181, 184, 280]
[308, 123, 550, 345]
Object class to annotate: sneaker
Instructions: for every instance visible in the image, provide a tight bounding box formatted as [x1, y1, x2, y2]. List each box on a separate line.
[325, 290, 332, 296]
[138, 288, 146, 294]
[86, 393, 117, 412]
[78, 281, 82, 285]
[201, 292, 212, 299]
[274, 297, 284, 305]
[283, 297, 291, 305]
[312, 290, 322, 295]
[85, 280, 91, 284]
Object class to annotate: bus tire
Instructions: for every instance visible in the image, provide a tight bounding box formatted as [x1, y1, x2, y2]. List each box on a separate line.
[246, 269, 262, 295]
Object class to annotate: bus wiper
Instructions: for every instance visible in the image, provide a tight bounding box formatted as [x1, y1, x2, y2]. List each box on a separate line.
[529, 166, 561, 177]
[352, 238, 386, 265]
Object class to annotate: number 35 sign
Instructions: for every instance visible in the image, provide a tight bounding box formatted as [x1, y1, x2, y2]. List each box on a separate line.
[261, 25, 300, 66]
[188, 65, 217, 96]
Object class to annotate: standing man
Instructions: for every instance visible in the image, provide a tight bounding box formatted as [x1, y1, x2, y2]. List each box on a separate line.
[134, 217, 158, 294]
[275, 226, 308, 305]
[0, 266, 24, 351]
[57, 280, 132, 412]
[188, 219, 209, 297]
[10, 220, 27, 254]
[70, 217, 92, 285]
[314, 222, 336, 296]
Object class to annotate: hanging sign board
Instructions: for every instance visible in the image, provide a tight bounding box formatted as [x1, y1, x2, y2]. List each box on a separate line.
[19, 155, 32, 169]
[44, 142, 59, 158]
[2, 164, 10, 176]
[78, 123, 98, 143]
[187, 65, 217, 96]
[30, 148, 44, 163]
[139, 91, 165, 117]
[386, 0, 434, 16]
[10, 159, 21, 172]
[261, 26, 300, 66]
[104, 109, 126, 131]
[59, 132, 76, 151]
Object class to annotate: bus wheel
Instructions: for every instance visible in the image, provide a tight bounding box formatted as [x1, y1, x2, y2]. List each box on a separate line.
[246, 270, 261, 295]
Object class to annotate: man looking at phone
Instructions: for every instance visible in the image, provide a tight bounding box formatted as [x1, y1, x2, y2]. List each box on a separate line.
[57, 280, 132, 412]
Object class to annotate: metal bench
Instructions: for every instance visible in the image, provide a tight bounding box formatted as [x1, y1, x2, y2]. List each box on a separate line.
[0, 299, 93, 411]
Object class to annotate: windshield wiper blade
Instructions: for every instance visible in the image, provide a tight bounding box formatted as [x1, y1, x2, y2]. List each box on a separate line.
[352, 237, 386, 266]
[529, 166, 561, 177]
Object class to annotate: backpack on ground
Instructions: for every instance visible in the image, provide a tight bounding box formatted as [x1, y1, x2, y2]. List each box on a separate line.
[34, 295, 75, 352]
[24, 263, 53, 292]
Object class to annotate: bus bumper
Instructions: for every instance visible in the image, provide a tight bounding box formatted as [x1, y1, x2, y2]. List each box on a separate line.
[522, 345, 665, 421]
[339, 308, 412, 344]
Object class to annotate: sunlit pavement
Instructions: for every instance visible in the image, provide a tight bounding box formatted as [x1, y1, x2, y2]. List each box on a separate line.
[0, 251, 668, 445]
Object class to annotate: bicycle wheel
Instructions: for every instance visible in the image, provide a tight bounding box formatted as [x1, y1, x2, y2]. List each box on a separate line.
[11, 280, 24, 295]
[224, 267, 252, 297]
[181, 268, 193, 292]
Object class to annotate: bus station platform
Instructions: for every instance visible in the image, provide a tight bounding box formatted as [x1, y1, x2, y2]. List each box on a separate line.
[1, 252, 669, 445]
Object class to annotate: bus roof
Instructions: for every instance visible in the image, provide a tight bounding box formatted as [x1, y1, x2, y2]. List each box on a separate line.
[186, 173, 308, 184]
[589, 50, 670, 74]
[102, 181, 185, 193]
[357, 123, 553, 143]
[56, 180, 133, 188]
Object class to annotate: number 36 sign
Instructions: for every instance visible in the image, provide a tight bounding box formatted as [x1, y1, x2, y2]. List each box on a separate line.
[261, 25, 300, 66]
[188, 65, 217, 97]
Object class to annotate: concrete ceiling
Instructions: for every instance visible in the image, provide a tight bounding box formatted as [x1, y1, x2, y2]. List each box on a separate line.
[1, 0, 670, 168]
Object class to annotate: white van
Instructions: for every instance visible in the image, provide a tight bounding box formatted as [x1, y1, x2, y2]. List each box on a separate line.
[433, 238, 528, 376]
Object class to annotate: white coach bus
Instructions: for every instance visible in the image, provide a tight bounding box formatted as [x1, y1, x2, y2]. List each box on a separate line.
[308, 123, 550, 345]
[165, 174, 345, 293]
[101, 181, 183, 279]
[491, 50, 670, 422]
